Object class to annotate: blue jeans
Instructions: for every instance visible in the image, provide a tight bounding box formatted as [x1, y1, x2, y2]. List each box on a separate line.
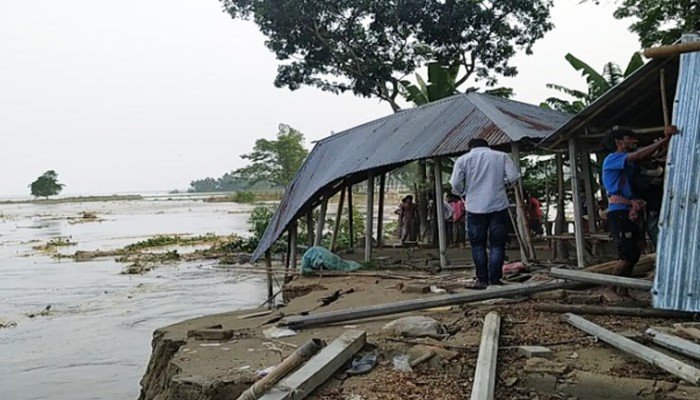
[467, 210, 509, 285]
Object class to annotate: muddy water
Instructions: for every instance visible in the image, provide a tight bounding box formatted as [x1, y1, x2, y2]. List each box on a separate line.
[0, 196, 267, 400]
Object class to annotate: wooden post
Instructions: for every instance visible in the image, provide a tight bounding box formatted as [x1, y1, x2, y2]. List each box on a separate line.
[511, 142, 536, 260]
[289, 221, 298, 276]
[568, 138, 586, 269]
[660, 68, 670, 127]
[646, 328, 700, 360]
[330, 189, 346, 252]
[470, 312, 501, 400]
[580, 135, 597, 234]
[562, 313, 700, 385]
[554, 153, 568, 259]
[347, 185, 354, 249]
[376, 174, 386, 247]
[306, 209, 314, 247]
[314, 198, 328, 247]
[549, 268, 653, 291]
[281, 279, 574, 329]
[433, 159, 448, 269]
[532, 304, 698, 320]
[259, 330, 367, 400]
[265, 250, 274, 310]
[365, 172, 375, 263]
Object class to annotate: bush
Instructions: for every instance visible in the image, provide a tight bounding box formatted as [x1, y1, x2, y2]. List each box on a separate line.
[233, 191, 256, 203]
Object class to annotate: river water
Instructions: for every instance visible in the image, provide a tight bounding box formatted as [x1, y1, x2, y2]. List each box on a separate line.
[0, 196, 267, 400]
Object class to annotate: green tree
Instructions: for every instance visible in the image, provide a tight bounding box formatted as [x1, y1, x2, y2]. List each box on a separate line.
[233, 124, 309, 188]
[610, 0, 700, 47]
[541, 52, 644, 113]
[221, 0, 553, 111]
[29, 170, 64, 199]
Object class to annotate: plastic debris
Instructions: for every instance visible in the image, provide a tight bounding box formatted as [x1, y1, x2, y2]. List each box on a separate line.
[300, 246, 362, 275]
[392, 354, 413, 372]
[263, 326, 298, 339]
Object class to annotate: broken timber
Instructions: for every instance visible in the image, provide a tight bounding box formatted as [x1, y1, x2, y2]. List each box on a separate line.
[562, 313, 700, 385]
[534, 303, 699, 319]
[470, 311, 500, 400]
[281, 280, 574, 330]
[646, 328, 700, 360]
[549, 268, 653, 291]
[259, 330, 366, 400]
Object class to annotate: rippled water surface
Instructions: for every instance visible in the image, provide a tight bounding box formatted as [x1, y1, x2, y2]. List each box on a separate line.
[0, 196, 266, 400]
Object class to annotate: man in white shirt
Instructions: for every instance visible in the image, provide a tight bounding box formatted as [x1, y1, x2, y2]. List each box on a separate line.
[450, 139, 520, 288]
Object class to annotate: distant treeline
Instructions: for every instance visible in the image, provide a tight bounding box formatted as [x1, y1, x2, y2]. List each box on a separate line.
[188, 172, 279, 193]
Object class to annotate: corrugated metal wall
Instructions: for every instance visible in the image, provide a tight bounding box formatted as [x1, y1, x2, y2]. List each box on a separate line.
[653, 35, 700, 311]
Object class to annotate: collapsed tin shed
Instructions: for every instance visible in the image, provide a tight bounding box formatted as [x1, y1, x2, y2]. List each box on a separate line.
[250, 92, 571, 268]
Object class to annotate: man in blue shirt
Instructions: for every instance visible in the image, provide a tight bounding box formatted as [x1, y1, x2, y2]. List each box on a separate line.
[602, 126, 677, 302]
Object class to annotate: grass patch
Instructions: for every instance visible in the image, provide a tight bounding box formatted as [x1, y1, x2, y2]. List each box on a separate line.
[33, 236, 77, 252]
[0, 195, 143, 205]
[123, 234, 220, 251]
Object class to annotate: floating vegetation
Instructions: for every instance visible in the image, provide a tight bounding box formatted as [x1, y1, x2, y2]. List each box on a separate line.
[68, 211, 104, 224]
[33, 236, 77, 252]
[124, 234, 220, 251]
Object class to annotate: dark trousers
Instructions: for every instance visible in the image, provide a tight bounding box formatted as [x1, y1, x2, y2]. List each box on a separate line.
[467, 209, 508, 285]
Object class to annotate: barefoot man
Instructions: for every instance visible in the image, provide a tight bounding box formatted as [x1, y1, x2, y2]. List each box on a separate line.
[602, 126, 677, 302]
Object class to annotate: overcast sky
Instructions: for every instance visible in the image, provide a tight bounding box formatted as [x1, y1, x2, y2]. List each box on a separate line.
[0, 0, 640, 197]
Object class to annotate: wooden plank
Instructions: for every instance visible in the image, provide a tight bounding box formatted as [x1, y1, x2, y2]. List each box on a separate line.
[433, 159, 447, 269]
[532, 303, 698, 319]
[646, 328, 700, 360]
[549, 268, 653, 291]
[365, 172, 374, 262]
[562, 313, 700, 385]
[330, 188, 345, 252]
[281, 280, 574, 330]
[377, 174, 385, 247]
[470, 312, 501, 400]
[568, 138, 586, 268]
[260, 330, 366, 400]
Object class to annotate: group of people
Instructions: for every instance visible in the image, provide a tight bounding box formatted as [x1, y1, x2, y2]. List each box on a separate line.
[395, 193, 466, 247]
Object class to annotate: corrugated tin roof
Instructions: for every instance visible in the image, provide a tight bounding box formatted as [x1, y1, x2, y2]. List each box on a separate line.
[251, 92, 571, 261]
[653, 35, 700, 312]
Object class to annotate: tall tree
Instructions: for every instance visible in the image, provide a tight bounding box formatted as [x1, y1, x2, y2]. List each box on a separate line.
[221, 0, 553, 112]
[541, 52, 644, 113]
[233, 124, 309, 188]
[610, 0, 700, 47]
[29, 170, 64, 199]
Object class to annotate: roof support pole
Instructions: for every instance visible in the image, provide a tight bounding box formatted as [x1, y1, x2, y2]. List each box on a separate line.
[306, 209, 314, 247]
[347, 185, 354, 249]
[580, 137, 598, 234]
[265, 250, 274, 310]
[365, 172, 375, 263]
[511, 142, 536, 260]
[554, 153, 568, 260]
[330, 188, 346, 252]
[568, 137, 586, 268]
[376, 173, 386, 247]
[314, 197, 328, 247]
[433, 159, 448, 269]
[289, 221, 298, 278]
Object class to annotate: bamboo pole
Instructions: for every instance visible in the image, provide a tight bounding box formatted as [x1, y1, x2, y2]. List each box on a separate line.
[562, 313, 700, 385]
[377, 173, 386, 247]
[365, 172, 374, 263]
[470, 312, 501, 400]
[433, 159, 448, 269]
[330, 189, 345, 252]
[660, 68, 670, 127]
[644, 41, 700, 59]
[568, 138, 586, 268]
[347, 185, 354, 249]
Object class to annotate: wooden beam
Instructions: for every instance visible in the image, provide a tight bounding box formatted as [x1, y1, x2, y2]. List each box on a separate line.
[377, 173, 386, 247]
[562, 313, 700, 385]
[660, 68, 670, 127]
[281, 280, 574, 330]
[554, 153, 568, 260]
[347, 186, 354, 249]
[646, 328, 700, 360]
[532, 304, 697, 319]
[330, 188, 345, 252]
[433, 159, 448, 269]
[580, 138, 597, 234]
[314, 198, 328, 246]
[643, 41, 700, 58]
[259, 330, 367, 400]
[365, 172, 374, 263]
[265, 251, 274, 310]
[289, 222, 298, 276]
[511, 142, 536, 260]
[470, 312, 501, 400]
[568, 138, 586, 268]
[306, 209, 314, 247]
[549, 268, 653, 291]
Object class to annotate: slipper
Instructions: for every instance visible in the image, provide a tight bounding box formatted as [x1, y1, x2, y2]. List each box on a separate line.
[464, 281, 488, 290]
[346, 352, 378, 376]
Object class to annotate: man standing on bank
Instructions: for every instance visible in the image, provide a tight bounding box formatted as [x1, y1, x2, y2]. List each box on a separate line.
[602, 126, 677, 302]
[450, 138, 520, 289]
